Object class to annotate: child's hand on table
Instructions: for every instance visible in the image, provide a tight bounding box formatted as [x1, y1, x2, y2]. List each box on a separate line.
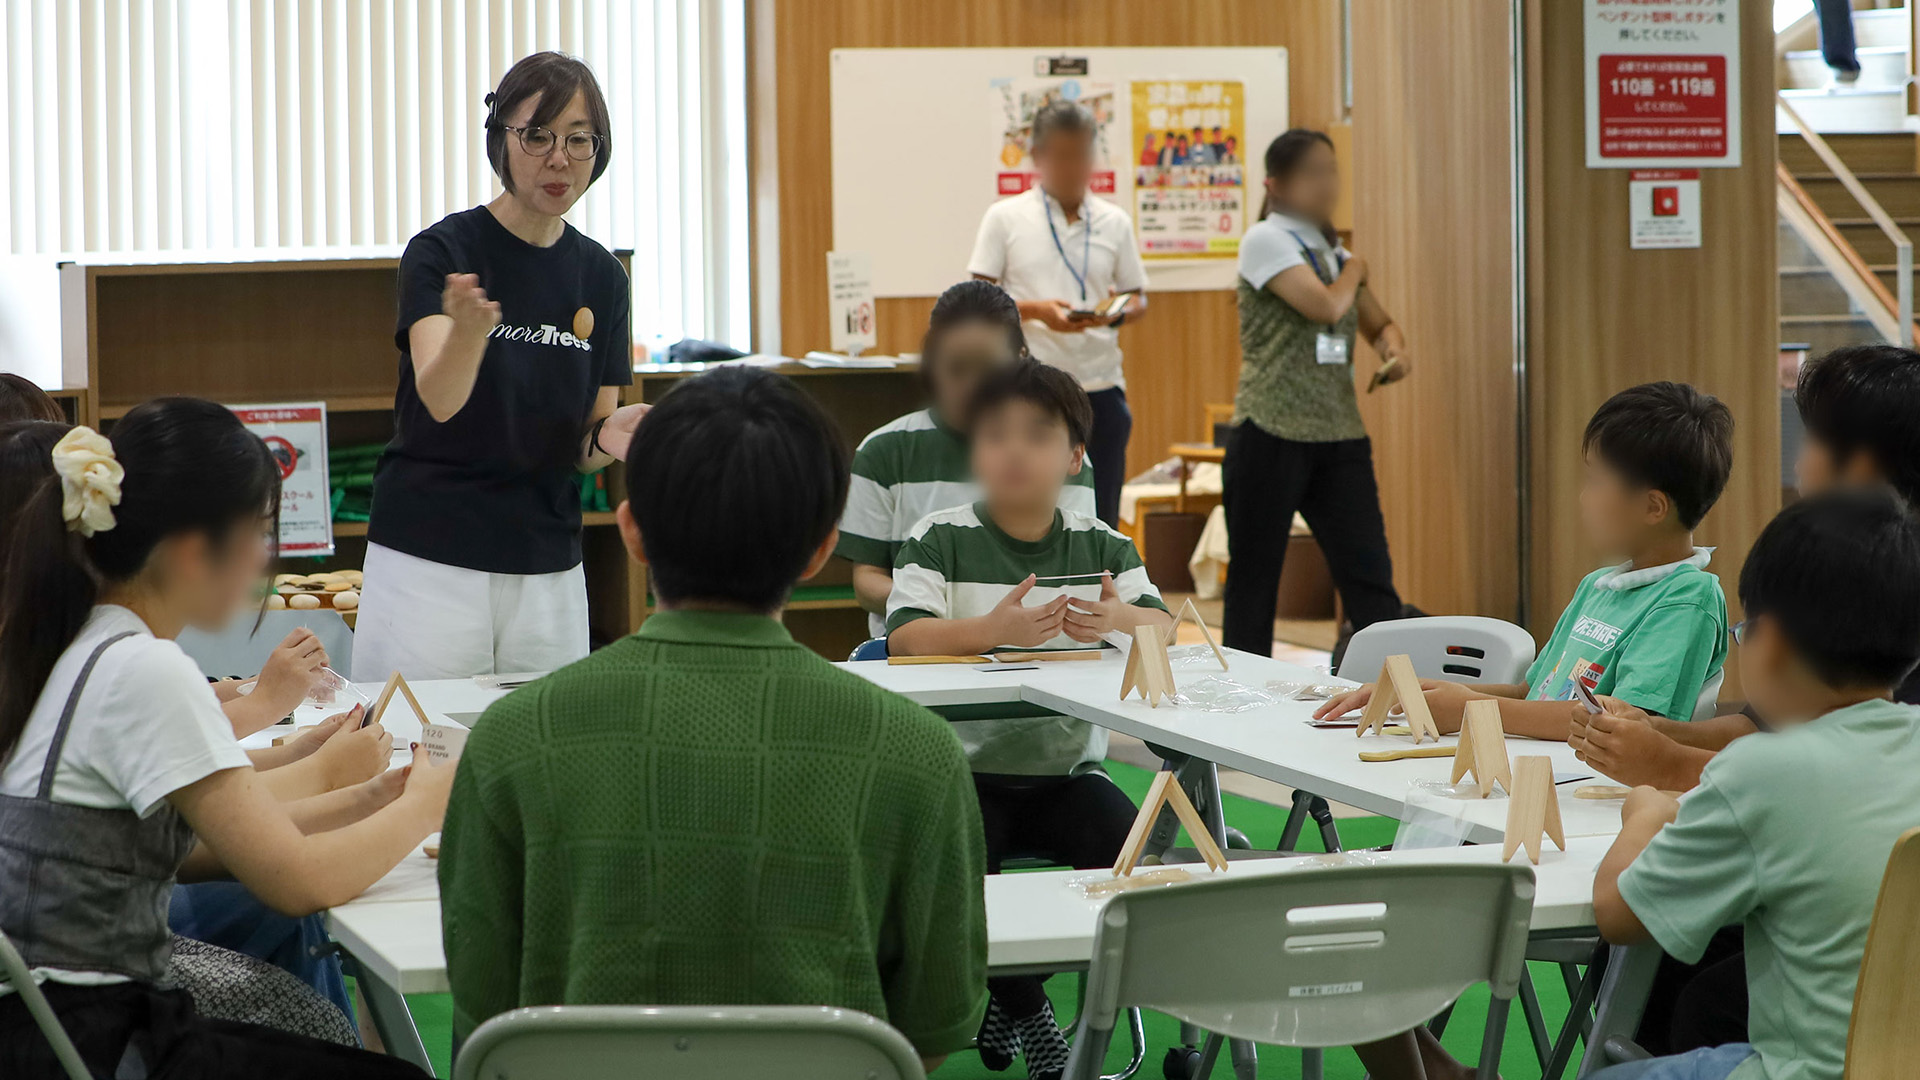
[253, 628, 328, 720]
[1313, 678, 1477, 732]
[1621, 785, 1681, 829]
[312, 708, 393, 791]
[987, 575, 1071, 648]
[1062, 573, 1132, 642]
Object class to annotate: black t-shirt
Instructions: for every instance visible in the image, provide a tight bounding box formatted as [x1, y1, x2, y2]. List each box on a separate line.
[370, 207, 631, 575]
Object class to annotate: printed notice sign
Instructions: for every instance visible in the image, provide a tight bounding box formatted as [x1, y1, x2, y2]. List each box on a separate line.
[826, 251, 876, 355]
[1585, 0, 1741, 168]
[231, 402, 332, 557]
[1629, 169, 1702, 248]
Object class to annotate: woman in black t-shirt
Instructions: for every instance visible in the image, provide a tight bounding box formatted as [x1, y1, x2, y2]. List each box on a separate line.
[355, 53, 645, 681]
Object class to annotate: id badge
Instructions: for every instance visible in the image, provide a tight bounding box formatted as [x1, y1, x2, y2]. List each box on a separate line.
[1315, 332, 1350, 366]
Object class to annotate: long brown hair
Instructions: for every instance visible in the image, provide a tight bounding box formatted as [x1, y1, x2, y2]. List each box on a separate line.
[0, 398, 280, 760]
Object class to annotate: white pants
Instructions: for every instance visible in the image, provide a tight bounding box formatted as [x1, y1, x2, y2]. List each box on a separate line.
[351, 542, 590, 682]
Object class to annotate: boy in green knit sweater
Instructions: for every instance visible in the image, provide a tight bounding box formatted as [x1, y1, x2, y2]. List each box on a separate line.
[438, 367, 989, 1070]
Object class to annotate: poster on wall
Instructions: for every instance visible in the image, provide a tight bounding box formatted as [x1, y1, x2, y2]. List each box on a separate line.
[990, 77, 1121, 199]
[1129, 79, 1248, 259]
[826, 250, 876, 354]
[231, 402, 332, 557]
[1584, 0, 1741, 168]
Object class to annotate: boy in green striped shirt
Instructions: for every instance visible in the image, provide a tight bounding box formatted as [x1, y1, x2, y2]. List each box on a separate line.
[887, 359, 1168, 1080]
[839, 281, 1096, 636]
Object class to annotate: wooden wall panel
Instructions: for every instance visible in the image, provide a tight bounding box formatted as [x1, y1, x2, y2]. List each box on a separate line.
[1524, 0, 1780, 674]
[1348, 0, 1519, 620]
[768, 0, 1343, 479]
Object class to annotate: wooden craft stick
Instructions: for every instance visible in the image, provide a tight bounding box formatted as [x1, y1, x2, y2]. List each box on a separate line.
[1110, 770, 1228, 875]
[1171, 598, 1229, 671]
[1358, 745, 1457, 763]
[1083, 867, 1192, 898]
[1356, 655, 1438, 743]
[1163, 780, 1231, 872]
[1502, 756, 1567, 864]
[1118, 623, 1176, 707]
[1450, 699, 1513, 798]
[369, 671, 430, 728]
[886, 655, 992, 666]
[1112, 772, 1174, 876]
[996, 649, 1107, 662]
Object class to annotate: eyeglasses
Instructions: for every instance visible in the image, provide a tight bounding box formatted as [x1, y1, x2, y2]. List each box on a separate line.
[499, 124, 604, 162]
[1729, 619, 1750, 645]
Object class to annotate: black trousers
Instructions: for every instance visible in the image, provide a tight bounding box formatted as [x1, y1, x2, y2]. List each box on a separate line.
[975, 773, 1138, 1015]
[1636, 926, 1749, 1055]
[1220, 423, 1403, 655]
[1087, 388, 1133, 528]
[0, 981, 425, 1079]
[1816, 0, 1858, 72]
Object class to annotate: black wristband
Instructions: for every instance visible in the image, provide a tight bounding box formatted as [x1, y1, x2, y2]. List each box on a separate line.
[589, 416, 610, 458]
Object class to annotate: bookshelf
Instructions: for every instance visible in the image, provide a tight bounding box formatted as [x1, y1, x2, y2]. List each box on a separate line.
[58, 255, 922, 658]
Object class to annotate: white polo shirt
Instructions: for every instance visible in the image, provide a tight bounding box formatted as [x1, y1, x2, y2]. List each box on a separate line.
[967, 187, 1148, 393]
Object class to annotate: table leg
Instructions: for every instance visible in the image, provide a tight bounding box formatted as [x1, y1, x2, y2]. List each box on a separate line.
[346, 954, 433, 1074]
[1575, 943, 1660, 1078]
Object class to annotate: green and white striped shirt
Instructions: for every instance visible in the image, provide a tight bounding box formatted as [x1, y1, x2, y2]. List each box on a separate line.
[838, 409, 1096, 636]
[887, 503, 1166, 775]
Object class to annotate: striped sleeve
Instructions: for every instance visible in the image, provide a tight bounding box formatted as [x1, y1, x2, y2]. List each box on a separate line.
[886, 527, 952, 634]
[836, 436, 899, 567]
[1105, 527, 1167, 612]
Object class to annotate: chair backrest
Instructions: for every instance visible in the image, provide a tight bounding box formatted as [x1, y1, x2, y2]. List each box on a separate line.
[1337, 616, 1537, 685]
[1690, 669, 1726, 723]
[175, 609, 354, 681]
[848, 637, 889, 662]
[452, 1004, 928, 1080]
[1079, 862, 1534, 1049]
[1844, 827, 1920, 1080]
[0, 927, 92, 1080]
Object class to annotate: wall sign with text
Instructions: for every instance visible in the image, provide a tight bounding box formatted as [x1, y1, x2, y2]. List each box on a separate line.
[231, 402, 333, 558]
[1585, 0, 1741, 168]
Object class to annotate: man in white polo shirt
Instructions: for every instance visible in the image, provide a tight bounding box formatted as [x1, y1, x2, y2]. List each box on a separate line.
[968, 101, 1148, 527]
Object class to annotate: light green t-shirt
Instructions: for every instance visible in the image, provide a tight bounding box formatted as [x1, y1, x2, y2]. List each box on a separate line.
[1524, 550, 1727, 720]
[1618, 698, 1920, 1080]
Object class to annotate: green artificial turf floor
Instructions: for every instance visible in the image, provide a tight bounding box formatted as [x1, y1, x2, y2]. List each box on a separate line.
[394, 759, 1580, 1078]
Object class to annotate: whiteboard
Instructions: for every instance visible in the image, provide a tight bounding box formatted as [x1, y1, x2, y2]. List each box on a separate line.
[830, 47, 1289, 298]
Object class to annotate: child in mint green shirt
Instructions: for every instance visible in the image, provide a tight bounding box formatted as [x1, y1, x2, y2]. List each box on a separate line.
[1591, 489, 1920, 1080]
[1316, 382, 1732, 745]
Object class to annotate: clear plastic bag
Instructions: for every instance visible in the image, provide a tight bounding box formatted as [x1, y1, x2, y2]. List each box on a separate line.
[1391, 779, 1482, 850]
[1170, 675, 1281, 713]
[306, 666, 368, 708]
[1169, 642, 1228, 668]
[1068, 867, 1195, 898]
[1266, 680, 1357, 702]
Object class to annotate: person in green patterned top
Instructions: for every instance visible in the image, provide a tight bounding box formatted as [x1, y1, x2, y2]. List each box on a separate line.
[887, 359, 1168, 1080]
[838, 281, 1096, 637]
[1224, 129, 1411, 658]
[437, 367, 988, 1072]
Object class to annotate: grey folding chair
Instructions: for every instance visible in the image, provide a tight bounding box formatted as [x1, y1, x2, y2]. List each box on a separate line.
[1065, 862, 1535, 1080]
[452, 1004, 928, 1080]
[0, 927, 92, 1080]
[175, 609, 354, 682]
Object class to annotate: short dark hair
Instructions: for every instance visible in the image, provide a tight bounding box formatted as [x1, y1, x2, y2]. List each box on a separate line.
[920, 280, 1028, 393]
[966, 359, 1093, 448]
[484, 52, 612, 192]
[1794, 343, 1920, 505]
[623, 367, 848, 612]
[1739, 488, 1920, 689]
[1582, 382, 1733, 529]
[1030, 101, 1095, 152]
[0, 374, 62, 424]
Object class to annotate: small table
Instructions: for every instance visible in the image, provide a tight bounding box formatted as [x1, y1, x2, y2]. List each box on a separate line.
[1167, 442, 1226, 513]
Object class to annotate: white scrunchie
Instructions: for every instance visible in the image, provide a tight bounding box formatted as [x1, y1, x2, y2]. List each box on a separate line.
[51, 425, 122, 537]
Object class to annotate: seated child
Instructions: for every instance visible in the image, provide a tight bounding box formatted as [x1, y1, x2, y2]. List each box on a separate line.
[839, 279, 1095, 635]
[1318, 381, 1732, 740]
[887, 359, 1170, 1079]
[1589, 488, 1920, 1080]
[437, 366, 988, 1072]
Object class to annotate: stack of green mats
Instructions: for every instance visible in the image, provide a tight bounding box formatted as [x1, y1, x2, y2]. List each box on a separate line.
[329, 443, 384, 524]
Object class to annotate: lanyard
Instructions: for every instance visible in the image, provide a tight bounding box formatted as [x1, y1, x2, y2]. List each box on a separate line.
[1288, 231, 1344, 285]
[1043, 194, 1091, 302]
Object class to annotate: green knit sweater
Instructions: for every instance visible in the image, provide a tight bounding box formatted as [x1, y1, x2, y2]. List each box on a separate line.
[438, 611, 989, 1053]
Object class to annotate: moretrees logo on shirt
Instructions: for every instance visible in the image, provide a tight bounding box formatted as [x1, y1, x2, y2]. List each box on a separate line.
[488, 321, 593, 352]
[1571, 615, 1623, 649]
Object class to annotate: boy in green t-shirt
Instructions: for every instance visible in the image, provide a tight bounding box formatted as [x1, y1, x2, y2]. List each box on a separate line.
[437, 367, 988, 1071]
[1317, 382, 1733, 741]
[887, 359, 1170, 1080]
[1590, 489, 1920, 1080]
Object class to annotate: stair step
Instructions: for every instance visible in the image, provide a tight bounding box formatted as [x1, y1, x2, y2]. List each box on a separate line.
[1793, 174, 1920, 218]
[1832, 219, 1920, 264]
[1780, 132, 1919, 175]
[1778, 314, 1890, 356]
[1783, 46, 1908, 91]
[1856, 8, 1912, 50]
[1780, 267, 1864, 316]
[1778, 88, 1909, 134]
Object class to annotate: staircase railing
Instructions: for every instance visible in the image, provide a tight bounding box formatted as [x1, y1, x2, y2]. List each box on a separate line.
[1776, 92, 1915, 348]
